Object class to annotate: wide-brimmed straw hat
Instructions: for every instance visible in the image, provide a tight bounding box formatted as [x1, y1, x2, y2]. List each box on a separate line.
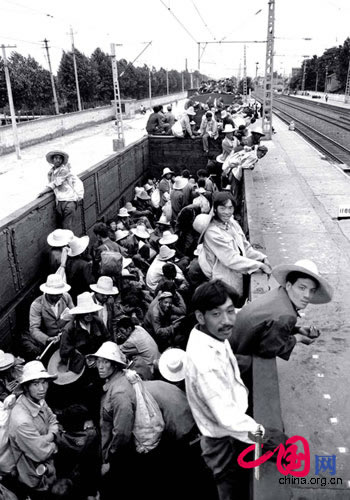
[47, 229, 74, 247]
[115, 229, 129, 242]
[158, 245, 176, 261]
[136, 190, 151, 201]
[125, 202, 136, 213]
[68, 236, 89, 257]
[223, 124, 235, 133]
[186, 106, 196, 116]
[144, 183, 153, 192]
[0, 350, 15, 371]
[272, 259, 333, 304]
[159, 231, 178, 246]
[18, 360, 57, 385]
[118, 208, 130, 218]
[88, 341, 127, 366]
[47, 350, 84, 386]
[162, 167, 174, 177]
[131, 225, 150, 239]
[90, 276, 119, 295]
[40, 274, 71, 295]
[156, 214, 171, 226]
[158, 291, 173, 301]
[251, 126, 265, 136]
[158, 348, 187, 382]
[69, 292, 103, 315]
[173, 176, 188, 190]
[46, 150, 69, 165]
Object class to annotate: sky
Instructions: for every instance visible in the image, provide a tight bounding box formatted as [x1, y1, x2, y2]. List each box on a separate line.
[1, 0, 349, 80]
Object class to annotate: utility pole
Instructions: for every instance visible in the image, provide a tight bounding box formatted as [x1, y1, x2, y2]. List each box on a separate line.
[190, 72, 194, 89]
[315, 66, 319, 92]
[110, 43, 125, 149]
[43, 39, 59, 115]
[344, 59, 350, 103]
[325, 65, 328, 92]
[70, 27, 82, 111]
[262, 0, 275, 139]
[166, 69, 169, 95]
[243, 45, 247, 103]
[149, 68, 152, 110]
[1, 44, 21, 159]
[181, 72, 184, 92]
[301, 57, 308, 92]
[255, 62, 259, 84]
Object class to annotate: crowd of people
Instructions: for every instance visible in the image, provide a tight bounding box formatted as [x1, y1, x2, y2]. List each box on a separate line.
[0, 92, 334, 500]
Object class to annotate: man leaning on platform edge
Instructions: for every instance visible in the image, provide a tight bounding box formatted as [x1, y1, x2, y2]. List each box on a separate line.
[230, 259, 333, 360]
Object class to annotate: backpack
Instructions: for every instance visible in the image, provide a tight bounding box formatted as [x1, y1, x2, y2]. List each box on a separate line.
[100, 245, 123, 278]
[193, 194, 210, 214]
[124, 370, 164, 453]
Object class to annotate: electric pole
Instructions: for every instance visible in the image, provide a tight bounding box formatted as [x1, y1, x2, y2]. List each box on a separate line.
[344, 59, 350, 103]
[325, 65, 328, 92]
[255, 62, 259, 84]
[1, 44, 21, 159]
[243, 45, 247, 103]
[149, 68, 152, 110]
[166, 70, 169, 95]
[70, 27, 82, 111]
[301, 57, 308, 92]
[181, 72, 184, 92]
[262, 0, 275, 139]
[110, 43, 125, 149]
[315, 66, 319, 92]
[43, 39, 59, 115]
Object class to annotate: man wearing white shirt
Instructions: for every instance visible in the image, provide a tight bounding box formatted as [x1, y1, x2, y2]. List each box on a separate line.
[185, 279, 264, 500]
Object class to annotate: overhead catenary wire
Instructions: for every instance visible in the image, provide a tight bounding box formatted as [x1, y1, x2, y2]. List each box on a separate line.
[191, 0, 216, 41]
[159, 0, 198, 44]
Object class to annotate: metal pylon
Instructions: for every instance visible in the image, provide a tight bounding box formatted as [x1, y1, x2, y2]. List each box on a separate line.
[262, 0, 275, 140]
[110, 43, 125, 148]
[345, 59, 350, 104]
[243, 45, 247, 103]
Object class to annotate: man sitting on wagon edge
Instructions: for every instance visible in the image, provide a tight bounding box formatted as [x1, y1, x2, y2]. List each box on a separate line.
[230, 259, 333, 360]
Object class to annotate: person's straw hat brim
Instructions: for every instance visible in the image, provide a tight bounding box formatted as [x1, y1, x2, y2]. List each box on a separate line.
[223, 124, 235, 133]
[131, 226, 150, 239]
[46, 150, 69, 165]
[158, 348, 187, 382]
[40, 282, 71, 295]
[272, 259, 333, 304]
[186, 107, 196, 116]
[115, 230, 129, 242]
[90, 276, 119, 295]
[47, 229, 74, 247]
[48, 350, 84, 386]
[19, 360, 57, 385]
[173, 177, 188, 190]
[162, 168, 174, 177]
[158, 245, 176, 261]
[88, 341, 127, 366]
[159, 231, 178, 246]
[0, 351, 15, 371]
[69, 292, 103, 314]
[67, 236, 89, 257]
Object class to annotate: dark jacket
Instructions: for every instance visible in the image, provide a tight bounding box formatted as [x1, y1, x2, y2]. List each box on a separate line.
[60, 316, 110, 373]
[230, 286, 299, 360]
[65, 257, 94, 304]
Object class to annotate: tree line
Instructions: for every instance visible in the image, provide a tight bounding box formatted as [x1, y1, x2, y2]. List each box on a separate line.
[0, 47, 208, 115]
[289, 37, 350, 92]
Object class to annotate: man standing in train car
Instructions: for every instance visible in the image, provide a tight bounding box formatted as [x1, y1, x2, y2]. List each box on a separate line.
[230, 259, 333, 360]
[38, 150, 84, 230]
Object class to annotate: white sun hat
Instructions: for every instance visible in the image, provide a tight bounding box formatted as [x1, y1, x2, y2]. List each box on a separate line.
[18, 360, 57, 385]
[131, 225, 150, 239]
[223, 124, 235, 133]
[69, 292, 103, 315]
[162, 167, 174, 177]
[90, 276, 119, 295]
[115, 229, 129, 242]
[0, 350, 15, 371]
[173, 176, 188, 190]
[159, 231, 178, 246]
[40, 274, 71, 295]
[88, 341, 127, 366]
[272, 259, 333, 304]
[158, 245, 176, 261]
[67, 235, 89, 257]
[47, 229, 74, 247]
[118, 207, 130, 218]
[158, 348, 187, 382]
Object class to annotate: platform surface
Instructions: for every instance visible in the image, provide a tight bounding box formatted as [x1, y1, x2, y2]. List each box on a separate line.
[254, 115, 350, 497]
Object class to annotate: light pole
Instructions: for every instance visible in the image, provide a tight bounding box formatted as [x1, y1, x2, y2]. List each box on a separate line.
[255, 62, 259, 84]
[325, 65, 328, 92]
[301, 56, 309, 93]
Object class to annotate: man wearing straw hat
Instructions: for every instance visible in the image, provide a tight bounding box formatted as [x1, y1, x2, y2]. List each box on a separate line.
[8, 361, 58, 496]
[64, 235, 94, 304]
[46, 229, 74, 275]
[159, 167, 174, 207]
[230, 259, 333, 360]
[38, 150, 84, 230]
[170, 176, 188, 222]
[146, 245, 185, 292]
[28, 275, 74, 358]
[90, 276, 120, 337]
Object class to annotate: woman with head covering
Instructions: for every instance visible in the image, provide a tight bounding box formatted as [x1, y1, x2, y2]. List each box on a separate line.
[195, 192, 272, 305]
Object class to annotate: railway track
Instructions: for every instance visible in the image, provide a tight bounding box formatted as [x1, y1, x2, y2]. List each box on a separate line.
[253, 94, 350, 168]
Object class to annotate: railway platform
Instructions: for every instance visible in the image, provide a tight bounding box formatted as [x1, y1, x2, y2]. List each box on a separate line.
[290, 93, 350, 110]
[253, 114, 350, 497]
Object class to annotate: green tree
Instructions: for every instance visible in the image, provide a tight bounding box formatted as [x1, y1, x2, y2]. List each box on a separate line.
[91, 48, 113, 102]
